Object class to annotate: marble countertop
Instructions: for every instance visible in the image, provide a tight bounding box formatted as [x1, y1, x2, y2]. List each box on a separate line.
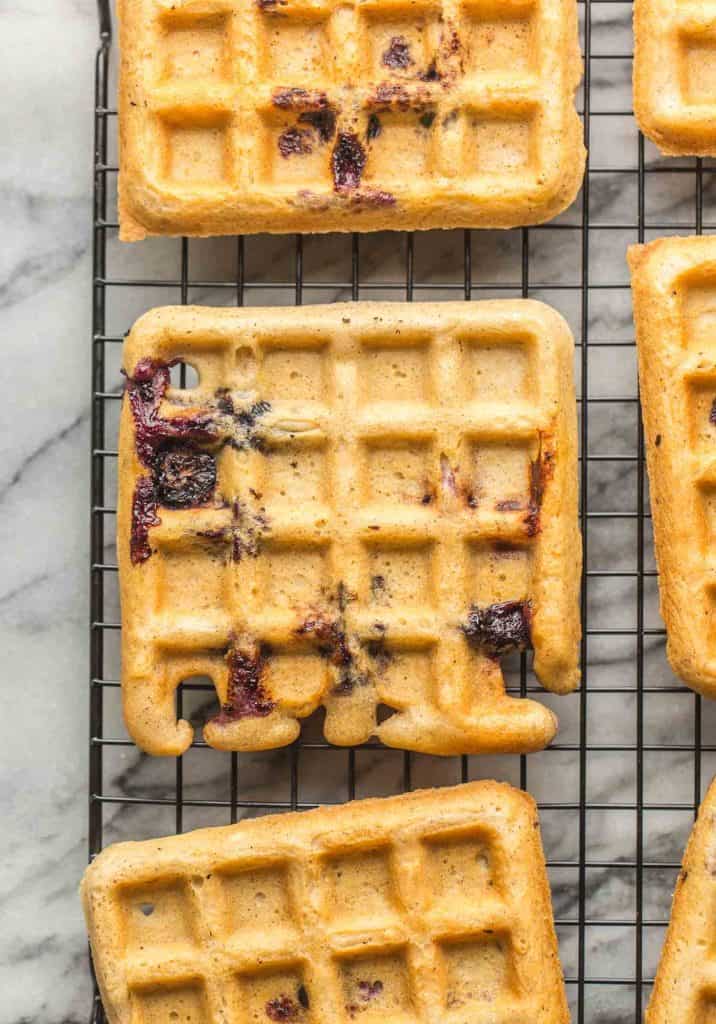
[3, 1, 715, 1022]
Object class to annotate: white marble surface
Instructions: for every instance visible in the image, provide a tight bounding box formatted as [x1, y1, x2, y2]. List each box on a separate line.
[3, 2, 96, 1022]
[4, 1, 716, 1022]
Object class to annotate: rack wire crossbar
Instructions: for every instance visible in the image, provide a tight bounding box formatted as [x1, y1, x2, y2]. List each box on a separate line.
[89, 1, 709, 1020]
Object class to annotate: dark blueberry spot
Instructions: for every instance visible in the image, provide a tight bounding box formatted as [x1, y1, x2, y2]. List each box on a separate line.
[371, 574, 386, 597]
[352, 187, 396, 207]
[357, 979, 384, 1001]
[446, 28, 460, 54]
[336, 581, 356, 612]
[419, 110, 436, 129]
[419, 59, 441, 81]
[139, 902, 154, 916]
[230, 398, 271, 450]
[654, 433, 662, 447]
[130, 475, 160, 565]
[154, 446, 217, 508]
[296, 609, 370, 695]
[710, 397, 716, 425]
[212, 645, 274, 724]
[265, 995, 300, 1021]
[525, 446, 554, 537]
[366, 633, 391, 670]
[215, 389, 234, 415]
[272, 87, 329, 111]
[367, 113, 382, 141]
[297, 985, 309, 1010]
[299, 106, 337, 142]
[230, 500, 269, 561]
[382, 35, 413, 69]
[297, 615, 352, 667]
[331, 132, 366, 191]
[372, 82, 414, 110]
[495, 499, 523, 512]
[278, 126, 313, 157]
[461, 601, 532, 657]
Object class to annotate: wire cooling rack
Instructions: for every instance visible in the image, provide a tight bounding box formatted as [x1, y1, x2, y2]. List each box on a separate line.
[89, 0, 716, 1020]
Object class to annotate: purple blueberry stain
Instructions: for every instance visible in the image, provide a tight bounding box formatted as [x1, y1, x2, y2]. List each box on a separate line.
[123, 357, 217, 468]
[358, 979, 384, 1001]
[265, 995, 300, 1021]
[124, 358, 220, 562]
[272, 87, 330, 111]
[495, 498, 524, 512]
[332, 132, 366, 191]
[278, 126, 313, 158]
[295, 585, 384, 696]
[130, 476, 161, 565]
[382, 35, 413, 69]
[525, 445, 554, 537]
[125, 364, 272, 565]
[212, 644, 274, 725]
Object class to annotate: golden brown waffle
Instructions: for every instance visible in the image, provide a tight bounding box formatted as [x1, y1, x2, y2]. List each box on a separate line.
[81, 781, 568, 1024]
[116, 0, 585, 239]
[633, 0, 716, 155]
[118, 301, 581, 757]
[629, 236, 716, 696]
[646, 776, 716, 1024]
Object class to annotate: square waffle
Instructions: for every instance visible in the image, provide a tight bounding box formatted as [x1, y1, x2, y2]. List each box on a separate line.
[629, 236, 716, 695]
[116, 0, 585, 239]
[646, 776, 716, 1024]
[117, 301, 581, 757]
[81, 780, 569, 1024]
[634, 0, 716, 155]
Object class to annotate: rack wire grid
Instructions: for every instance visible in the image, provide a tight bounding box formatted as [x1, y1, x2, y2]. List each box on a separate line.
[88, 0, 716, 1021]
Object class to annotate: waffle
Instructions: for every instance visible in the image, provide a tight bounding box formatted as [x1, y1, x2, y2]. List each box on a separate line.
[629, 235, 716, 696]
[81, 780, 569, 1024]
[633, 0, 716, 155]
[116, 0, 585, 239]
[646, 776, 716, 1024]
[117, 301, 581, 757]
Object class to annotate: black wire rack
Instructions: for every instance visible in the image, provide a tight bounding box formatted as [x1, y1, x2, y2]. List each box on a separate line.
[89, 1, 716, 1021]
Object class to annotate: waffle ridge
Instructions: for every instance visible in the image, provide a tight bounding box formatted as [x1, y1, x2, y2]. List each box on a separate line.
[646, 776, 716, 1024]
[117, 0, 585, 238]
[117, 301, 581, 756]
[629, 236, 716, 695]
[634, 0, 716, 155]
[81, 781, 569, 1024]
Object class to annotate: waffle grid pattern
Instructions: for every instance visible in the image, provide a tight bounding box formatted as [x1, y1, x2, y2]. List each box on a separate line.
[117, 0, 584, 235]
[634, 0, 716, 155]
[629, 236, 716, 695]
[118, 304, 578, 757]
[83, 784, 564, 1024]
[645, 777, 716, 1022]
[92, 0, 716, 1018]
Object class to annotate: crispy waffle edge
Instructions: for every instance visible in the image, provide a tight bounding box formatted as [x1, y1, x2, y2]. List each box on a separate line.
[81, 780, 569, 1024]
